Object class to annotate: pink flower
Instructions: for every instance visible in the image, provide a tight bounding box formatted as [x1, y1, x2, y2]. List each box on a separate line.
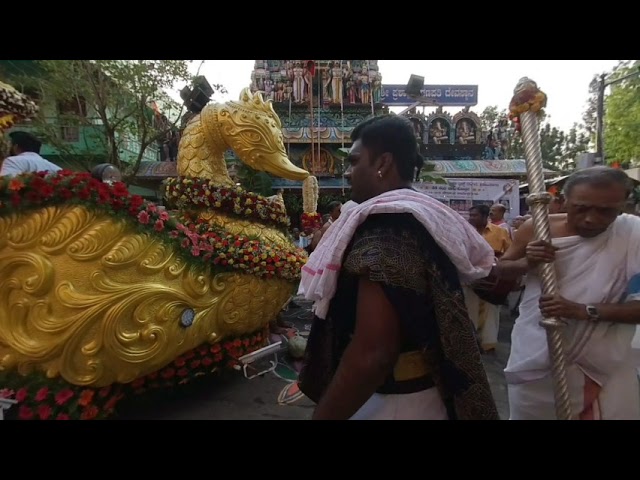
[159, 211, 170, 221]
[137, 211, 150, 224]
[154, 220, 164, 232]
[37, 404, 52, 420]
[146, 203, 157, 213]
[191, 246, 201, 256]
[169, 230, 179, 238]
[35, 387, 49, 402]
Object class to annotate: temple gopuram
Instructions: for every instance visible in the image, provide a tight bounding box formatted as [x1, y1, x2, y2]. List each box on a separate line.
[249, 60, 386, 193]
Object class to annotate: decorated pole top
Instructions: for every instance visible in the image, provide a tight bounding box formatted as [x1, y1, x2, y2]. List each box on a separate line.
[508, 77, 547, 133]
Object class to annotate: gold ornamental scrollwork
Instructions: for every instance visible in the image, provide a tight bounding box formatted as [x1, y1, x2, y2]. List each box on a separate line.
[0, 205, 294, 387]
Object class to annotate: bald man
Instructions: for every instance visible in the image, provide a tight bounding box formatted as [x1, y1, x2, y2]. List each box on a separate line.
[490, 203, 512, 239]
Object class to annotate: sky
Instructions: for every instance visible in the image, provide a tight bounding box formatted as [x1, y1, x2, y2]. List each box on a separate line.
[173, 60, 621, 132]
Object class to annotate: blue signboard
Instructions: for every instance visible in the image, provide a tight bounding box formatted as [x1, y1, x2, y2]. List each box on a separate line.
[380, 84, 478, 107]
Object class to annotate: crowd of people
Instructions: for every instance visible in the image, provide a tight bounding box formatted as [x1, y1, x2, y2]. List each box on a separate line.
[296, 114, 640, 421]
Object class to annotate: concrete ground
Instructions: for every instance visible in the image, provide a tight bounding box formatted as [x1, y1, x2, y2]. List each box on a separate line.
[115, 298, 514, 420]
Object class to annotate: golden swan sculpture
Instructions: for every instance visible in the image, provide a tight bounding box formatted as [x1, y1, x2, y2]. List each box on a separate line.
[0, 87, 309, 419]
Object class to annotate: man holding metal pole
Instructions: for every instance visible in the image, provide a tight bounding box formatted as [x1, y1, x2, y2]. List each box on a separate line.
[495, 77, 640, 420]
[497, 166, 640, 419]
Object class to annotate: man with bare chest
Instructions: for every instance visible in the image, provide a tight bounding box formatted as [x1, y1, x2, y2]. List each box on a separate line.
[497, 166, 640, 420]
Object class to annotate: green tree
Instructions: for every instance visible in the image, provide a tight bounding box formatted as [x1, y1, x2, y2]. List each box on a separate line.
[8, 60, 217, 178]
[603, 60, 640, 166]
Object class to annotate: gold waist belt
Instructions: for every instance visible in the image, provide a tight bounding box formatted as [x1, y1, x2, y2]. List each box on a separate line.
[393, 350, 433, 382]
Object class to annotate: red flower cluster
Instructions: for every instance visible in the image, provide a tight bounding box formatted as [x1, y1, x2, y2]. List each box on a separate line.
[300, 212, 322, 234]
[0, 171, 306, 281]
[0, 327, 269, 420]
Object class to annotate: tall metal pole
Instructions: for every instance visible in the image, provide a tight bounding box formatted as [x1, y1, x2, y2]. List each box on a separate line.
[595, 74, 606, 164]
[510, 78, 573, 420]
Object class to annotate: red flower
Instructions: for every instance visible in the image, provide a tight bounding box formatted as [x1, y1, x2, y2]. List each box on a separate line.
[55, 389, 74, 405]
[202, 357, 214, 367]
[35, 387, 49, 402]
[211, 344, 222, 354]
[37, 404, 52, 420]
[99, 386, 112, 398]
[56, 413, 71, 420]
[15, 388, 28, 402]
[213, 353, 223, 362]
[177, 368, 189, 377]
[18, 405, 34, 420]
[190, 360, 201, 369]
[154, 219, 165, 232]
[174, 357, 186, 368]
[81, 405, 99, 420]
[161, 368, 176, 379]
[104, 395, 123, 411]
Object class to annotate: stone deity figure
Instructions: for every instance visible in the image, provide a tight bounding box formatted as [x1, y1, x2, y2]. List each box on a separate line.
[359, 69, 371, 105]
[347, 80, 358, 104]
[284, 82, 292, 102]
[264, 78, 274, 101]
[286, 61, 293, 81]
[430, 120, 449, 144]
[373, 73, 383, 103]
[321, 69, 331, 103]
[292, 62, 306, 103]
[275, 82, 284, 102]
[457, 120, 475, 144]
[330, 61, 344, 104]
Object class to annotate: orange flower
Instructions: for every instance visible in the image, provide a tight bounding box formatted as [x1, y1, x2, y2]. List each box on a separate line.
[78, 389, 95, 407]
[8, 178, 24, 192]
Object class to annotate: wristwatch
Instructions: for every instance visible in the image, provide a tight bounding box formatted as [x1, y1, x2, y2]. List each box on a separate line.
[585, 305, 600, 322]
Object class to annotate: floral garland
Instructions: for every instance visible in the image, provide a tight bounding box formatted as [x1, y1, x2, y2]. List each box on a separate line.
[0, 328, 268, 420]
[0, 80, 39, 130]
[164, 177, 290, 229]
[0, 171, 307, 281]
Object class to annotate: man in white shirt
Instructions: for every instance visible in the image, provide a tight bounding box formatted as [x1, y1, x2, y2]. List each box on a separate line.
[1, 131, 61, 177]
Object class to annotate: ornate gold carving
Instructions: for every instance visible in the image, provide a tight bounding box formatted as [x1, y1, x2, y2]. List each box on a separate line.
[0, 205, 294, 387]
[177, 88, 309, 185]
[196, 211, 294, 250]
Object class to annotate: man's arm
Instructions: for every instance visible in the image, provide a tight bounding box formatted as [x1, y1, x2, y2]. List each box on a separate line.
[494, 219, 533, 279]
[312, 277, 402, 420]
[539, 295, 640, 325]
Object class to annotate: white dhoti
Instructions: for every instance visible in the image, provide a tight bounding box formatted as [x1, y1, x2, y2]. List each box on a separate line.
[508, 364, 639, 420]
[463, 286, 500, 351]
[350, 387, 449, 420]
[505, 214, 640, 420]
